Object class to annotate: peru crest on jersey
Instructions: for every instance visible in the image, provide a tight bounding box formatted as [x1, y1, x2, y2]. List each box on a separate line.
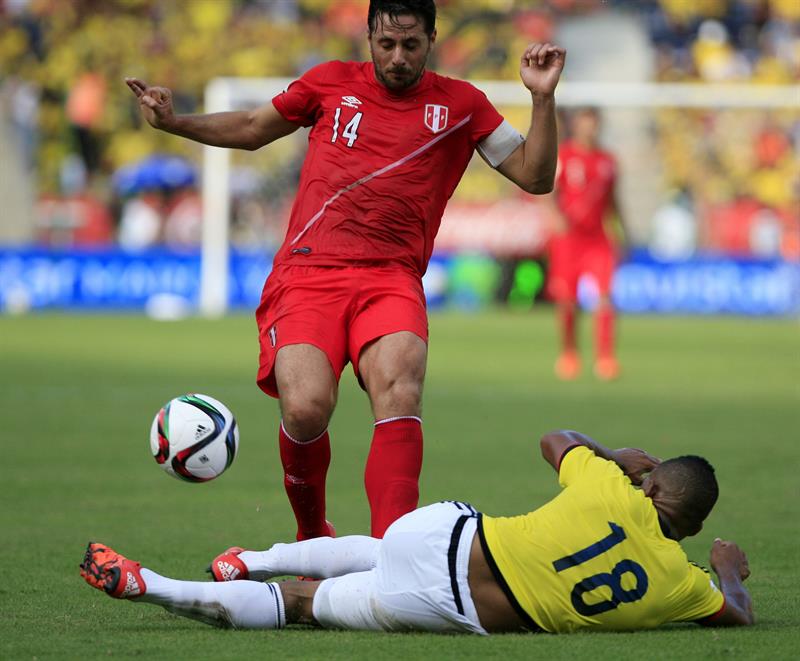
[424, 104, 449, 133]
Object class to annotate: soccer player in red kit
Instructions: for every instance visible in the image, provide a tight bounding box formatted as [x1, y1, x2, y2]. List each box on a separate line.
[544, 107, 627, 381]
[125, 0, 565, 539]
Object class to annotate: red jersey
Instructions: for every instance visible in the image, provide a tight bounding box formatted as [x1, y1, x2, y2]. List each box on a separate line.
[271, 61, 506, 275]
[555, 140, 617, 239]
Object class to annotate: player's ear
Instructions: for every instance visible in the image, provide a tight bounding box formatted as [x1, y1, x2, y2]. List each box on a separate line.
[641, 476, 656, 497]
[429, 28, 437, 47]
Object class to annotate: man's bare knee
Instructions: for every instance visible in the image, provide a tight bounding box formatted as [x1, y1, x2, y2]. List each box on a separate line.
[373, 377, 423, 417]
[280, 394, 334, 439]
[359, 332, 427, 419]
[275, 344, 338, 439]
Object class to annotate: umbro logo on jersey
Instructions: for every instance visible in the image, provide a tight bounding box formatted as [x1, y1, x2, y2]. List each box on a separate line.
[341, 95, 362, 108]
[424, 104, 449, 133]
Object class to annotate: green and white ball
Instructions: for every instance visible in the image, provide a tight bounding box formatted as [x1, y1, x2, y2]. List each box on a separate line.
[150, 394, 239, 482]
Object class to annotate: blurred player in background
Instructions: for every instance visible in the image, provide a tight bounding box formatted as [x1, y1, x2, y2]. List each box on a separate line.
[543, 108, 627, 381]
[82, 429, 753, 634]
[125, 0, 565, 538]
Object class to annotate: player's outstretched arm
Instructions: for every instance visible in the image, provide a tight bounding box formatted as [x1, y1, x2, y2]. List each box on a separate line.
[540, 430, 660, 484]
[705, 538, 755, 626]
[496, 43, 565, 194]
[125, 78, 299, 150]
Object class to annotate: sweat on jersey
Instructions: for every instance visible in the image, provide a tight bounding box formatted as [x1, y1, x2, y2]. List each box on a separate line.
[478, 446, 724, 633]
[271, 60, 523, 275]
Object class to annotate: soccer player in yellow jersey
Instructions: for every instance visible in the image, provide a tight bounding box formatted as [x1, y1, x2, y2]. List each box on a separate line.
[81, 430, 753, 633]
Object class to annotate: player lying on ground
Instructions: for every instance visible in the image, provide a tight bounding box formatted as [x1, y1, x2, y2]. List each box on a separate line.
[125, 0, 566, 540]
[81, 430, 753, 633]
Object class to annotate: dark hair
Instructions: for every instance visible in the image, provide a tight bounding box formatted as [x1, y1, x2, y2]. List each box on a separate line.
[368, 0, 437, 37]
[656, 455, 719, 531]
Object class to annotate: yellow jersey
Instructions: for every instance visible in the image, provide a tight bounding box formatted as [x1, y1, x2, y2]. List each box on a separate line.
[479, 446, 724, 633]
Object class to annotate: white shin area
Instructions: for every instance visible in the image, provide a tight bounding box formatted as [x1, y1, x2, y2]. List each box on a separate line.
[138, 569, 285, 629]
[239, 535, 380, 581]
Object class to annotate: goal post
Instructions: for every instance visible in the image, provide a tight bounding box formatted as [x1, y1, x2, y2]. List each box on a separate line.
[200, 78, 292, 317]
[200, 79, 797, 317]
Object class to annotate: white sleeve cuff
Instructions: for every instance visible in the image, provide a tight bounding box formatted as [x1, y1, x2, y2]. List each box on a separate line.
[476, 119, 525, 168]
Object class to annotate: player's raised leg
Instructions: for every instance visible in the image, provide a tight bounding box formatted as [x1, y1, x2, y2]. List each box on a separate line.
[81, 541, 387, 631]
[359, 331, 427, 537]
[275, 344, 338, 541]
[80, 542, 291, 629]
[209, 535, 381, 582]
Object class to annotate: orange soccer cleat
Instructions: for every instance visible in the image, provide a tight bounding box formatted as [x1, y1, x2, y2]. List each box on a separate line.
[555, 350, 581, 381]
[80, 542, 146, 599]
[594, 355, 621, 381]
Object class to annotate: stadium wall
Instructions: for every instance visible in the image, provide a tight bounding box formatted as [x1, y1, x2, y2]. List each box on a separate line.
[0, 247, 797, 317]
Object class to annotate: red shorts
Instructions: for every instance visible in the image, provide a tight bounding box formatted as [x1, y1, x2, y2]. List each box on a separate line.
[547, 234, 616, 302]
[255, 265, 429, 398]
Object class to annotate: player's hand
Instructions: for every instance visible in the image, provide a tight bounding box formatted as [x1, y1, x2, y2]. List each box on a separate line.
[612, 447, 661, 485]
[125, 77, 175, 130]
[519, 43, 566, 97]
[711, 539, 750, 582]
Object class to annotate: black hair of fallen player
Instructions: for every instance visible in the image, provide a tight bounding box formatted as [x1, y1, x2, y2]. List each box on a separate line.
[368, 0, 437, 38]
[657, 455, 720, 530]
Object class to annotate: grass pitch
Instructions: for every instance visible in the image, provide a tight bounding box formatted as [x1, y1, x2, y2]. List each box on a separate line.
[1, 309, 797, 659]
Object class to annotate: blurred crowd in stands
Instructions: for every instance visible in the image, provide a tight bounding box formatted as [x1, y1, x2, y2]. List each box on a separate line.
[648, 0, 799, 260]
[0, 0, 797, 258]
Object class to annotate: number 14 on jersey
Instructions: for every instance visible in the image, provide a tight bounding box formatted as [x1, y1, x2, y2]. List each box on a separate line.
[331, 108, 362, 148]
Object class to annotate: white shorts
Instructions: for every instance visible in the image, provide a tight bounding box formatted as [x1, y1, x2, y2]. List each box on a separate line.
[312, 501, 487, 634]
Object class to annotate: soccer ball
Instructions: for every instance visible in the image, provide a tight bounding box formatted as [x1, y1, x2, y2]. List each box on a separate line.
[150, 394, 239, 482]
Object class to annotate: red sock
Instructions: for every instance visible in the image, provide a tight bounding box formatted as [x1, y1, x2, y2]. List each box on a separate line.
[595, 306, 615, 359]
[278, 423, 331, 541]
[559, 304, 577, 353]
[365, 417, 423, 538]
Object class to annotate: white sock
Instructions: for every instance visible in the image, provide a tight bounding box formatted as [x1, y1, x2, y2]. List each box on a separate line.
[239, 535, 380, 581]
[138, 569, 285, 629]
